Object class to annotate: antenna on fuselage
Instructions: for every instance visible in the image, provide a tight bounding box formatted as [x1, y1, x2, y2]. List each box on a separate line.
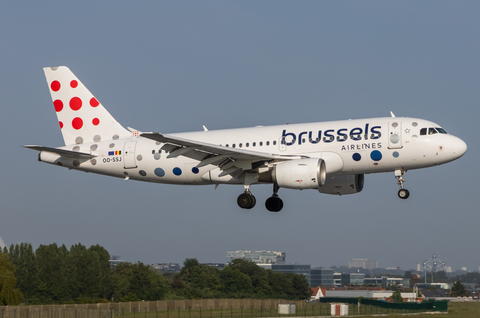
[390, 111, 396, 117]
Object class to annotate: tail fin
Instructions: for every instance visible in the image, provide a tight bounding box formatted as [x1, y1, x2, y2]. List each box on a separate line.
[44, 66, 130, 145]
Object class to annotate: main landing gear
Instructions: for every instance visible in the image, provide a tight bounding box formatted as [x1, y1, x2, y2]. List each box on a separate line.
[395, 169, 410, 199]
[237, 188, 256, 209]
[265, 183, 283, 212]
[237, 184, 284, 212]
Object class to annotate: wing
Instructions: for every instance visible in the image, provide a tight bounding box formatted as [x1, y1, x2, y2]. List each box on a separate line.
[23, 145, 96, 159]
[141, 132, 304, 178]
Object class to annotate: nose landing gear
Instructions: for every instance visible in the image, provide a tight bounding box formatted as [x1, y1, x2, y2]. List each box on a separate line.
[395, 169, 410, 199]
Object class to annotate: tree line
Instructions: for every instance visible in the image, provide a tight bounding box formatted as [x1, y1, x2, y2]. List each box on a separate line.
[0, 243, 310, 305]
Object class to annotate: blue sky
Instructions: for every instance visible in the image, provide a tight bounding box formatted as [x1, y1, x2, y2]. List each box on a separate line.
[1, 1, 478, 271]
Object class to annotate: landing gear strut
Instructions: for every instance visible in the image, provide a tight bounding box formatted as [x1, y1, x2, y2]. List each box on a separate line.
[237, 186, 256, 209]
[395, 169, 410, 199]
[265, 183, 283, 212]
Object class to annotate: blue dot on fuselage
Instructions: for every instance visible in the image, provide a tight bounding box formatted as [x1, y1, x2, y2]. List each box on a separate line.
[352, 153, 361, 161]
[173, 167, 182, 176]
[192, 167, 199, 174]
[154, 168, 165, 177]
[392, 151, 399, 158]
[370, 150, 382, 161]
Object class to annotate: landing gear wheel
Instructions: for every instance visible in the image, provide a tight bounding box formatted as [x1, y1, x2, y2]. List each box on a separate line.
[398, 189, 410, 199]
[265, 197, 283, 212]
[237, 193, 256, 209]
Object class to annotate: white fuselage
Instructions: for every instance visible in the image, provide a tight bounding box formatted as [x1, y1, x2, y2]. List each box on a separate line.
[41, 116, 467, 186]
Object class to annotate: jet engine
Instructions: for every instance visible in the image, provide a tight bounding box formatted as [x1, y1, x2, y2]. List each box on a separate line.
[318, 174, 364, 195]
[272, 158, 326, 190]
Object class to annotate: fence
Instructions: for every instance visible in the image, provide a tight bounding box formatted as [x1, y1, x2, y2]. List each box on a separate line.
[0, 298, 448, 318]
[0, 299, 304, 318]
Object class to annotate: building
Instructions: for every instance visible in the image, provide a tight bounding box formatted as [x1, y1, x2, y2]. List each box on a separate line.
[364, 277, 410, 288]
[109, 256, 125, 268]
[151, 263, 181, 272]
[333, 272, 342, 287]
[227, 250, 286, 264]
[417, 283, 450, 290]
[341, 273, 365, 286]
[203, 263, 226, 270]
[325, 289, 416, 301]
[310, 269, 334, 287]
[463, 283, 477, 294]
[348, 259, 377, 270]
[272, 264, 311, 285]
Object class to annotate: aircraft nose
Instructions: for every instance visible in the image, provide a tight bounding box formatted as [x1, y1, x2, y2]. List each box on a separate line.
[451, 136, 467, 159]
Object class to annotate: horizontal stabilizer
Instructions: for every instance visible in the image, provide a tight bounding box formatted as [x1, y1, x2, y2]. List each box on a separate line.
[23, 145, 96, 159]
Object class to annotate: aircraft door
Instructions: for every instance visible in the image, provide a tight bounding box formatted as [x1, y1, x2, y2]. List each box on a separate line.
[278, 137, 286, 151]
[388, 121, 403, 149]
[123, 141, 137, 169]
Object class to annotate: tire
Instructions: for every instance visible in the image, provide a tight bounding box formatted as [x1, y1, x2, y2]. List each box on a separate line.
[398, 189, 410, 199]
[237, 193, 255, 209]
[265, 197, 283, 212]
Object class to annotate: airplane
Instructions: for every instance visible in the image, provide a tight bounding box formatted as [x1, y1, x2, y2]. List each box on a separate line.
[24, 66, 467, 212]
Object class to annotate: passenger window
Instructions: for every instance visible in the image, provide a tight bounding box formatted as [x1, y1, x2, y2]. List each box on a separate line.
[246, 143, 249, 147]
[266, 141, 270, 146]
[225, 144, 229, 147]
[273, 140, 277, 145]
[420, 128, 427, 135]
[428, 128, 437, 135]
[253, 142, 256, 147]
[260, 142, 263, 146]
[232, 144, 236, 148]
[239, 143, 243, 148]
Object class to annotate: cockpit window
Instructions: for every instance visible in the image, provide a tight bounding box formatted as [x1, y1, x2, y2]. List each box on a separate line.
[428, 128, 438, 135]
[436, 127, 448, 134]
[420, 128, 427, 135]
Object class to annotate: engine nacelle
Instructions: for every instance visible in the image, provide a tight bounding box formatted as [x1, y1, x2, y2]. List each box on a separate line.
[273, 158, 326, 190]
[318, 174, 364, 195]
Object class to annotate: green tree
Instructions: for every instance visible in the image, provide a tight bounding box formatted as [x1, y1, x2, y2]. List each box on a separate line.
[0, 252, 24, 305]
[228, 259, 272, 297]
[7, 243, 37, 304]
[391, 290, 403, 302]
[89, 244, 113, 299]
[267, 271, 292, 299]
[451, 280, 471, 297]
[113, 262, 168, 301]
[219, 266, 253, 297]
[35, 243, 68, 303]
[176, 259, 223, 298]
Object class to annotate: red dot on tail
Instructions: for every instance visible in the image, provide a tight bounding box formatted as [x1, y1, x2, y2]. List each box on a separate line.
[72, 117, 83, 130]
[51, 81, 61, 92]
[92, 118, 100, 126]
[70, 80, 78, 88]
[59, 121, 64, 129]
[53, 100, 63, 112]
[90, 97, 100, 107]
[70, 97, 82, 111]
